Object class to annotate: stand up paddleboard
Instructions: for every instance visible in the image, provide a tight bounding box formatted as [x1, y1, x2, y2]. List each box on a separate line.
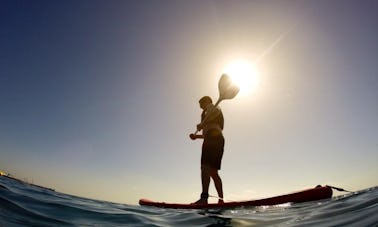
[139, 185, 333, 209]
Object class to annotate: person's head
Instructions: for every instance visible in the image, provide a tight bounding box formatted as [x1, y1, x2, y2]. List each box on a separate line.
[199, 96, 212, 110]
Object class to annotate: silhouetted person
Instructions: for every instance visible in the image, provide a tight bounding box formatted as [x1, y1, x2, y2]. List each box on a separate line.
[190, 96, 225, 204]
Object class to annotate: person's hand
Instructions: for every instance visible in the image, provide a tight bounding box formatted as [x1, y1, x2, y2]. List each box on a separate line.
[189, 133, 197, 140]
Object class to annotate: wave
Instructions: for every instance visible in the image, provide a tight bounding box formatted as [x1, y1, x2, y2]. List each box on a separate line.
[1, 176, 377, 226]
[0, 196, 71, 226]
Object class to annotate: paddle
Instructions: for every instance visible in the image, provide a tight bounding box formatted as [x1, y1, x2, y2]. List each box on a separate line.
[193, 74, 240, 135]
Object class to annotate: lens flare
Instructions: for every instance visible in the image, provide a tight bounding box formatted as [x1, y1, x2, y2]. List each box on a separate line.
[223, 60, 259, 95]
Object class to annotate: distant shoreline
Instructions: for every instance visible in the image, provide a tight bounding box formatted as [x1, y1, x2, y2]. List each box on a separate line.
[0, 172, 55, 192]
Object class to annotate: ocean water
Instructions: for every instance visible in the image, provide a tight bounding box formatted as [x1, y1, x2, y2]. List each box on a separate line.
[0, 176, 377, 227]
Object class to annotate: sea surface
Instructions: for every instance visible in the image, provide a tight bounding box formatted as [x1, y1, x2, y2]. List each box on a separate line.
[1, 176, 377, 226]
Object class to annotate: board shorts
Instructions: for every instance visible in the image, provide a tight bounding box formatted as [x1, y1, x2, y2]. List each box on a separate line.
[201, 130, 225, 170]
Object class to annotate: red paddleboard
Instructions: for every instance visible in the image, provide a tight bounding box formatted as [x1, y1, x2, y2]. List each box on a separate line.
[139, 185, 333, 209]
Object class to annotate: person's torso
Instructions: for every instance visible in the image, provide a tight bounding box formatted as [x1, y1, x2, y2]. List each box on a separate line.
[201, 104, 224, 136]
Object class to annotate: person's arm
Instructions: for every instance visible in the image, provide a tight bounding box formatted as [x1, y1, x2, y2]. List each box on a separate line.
[197, 106, 221, 130]
[189, 133, 204, 140]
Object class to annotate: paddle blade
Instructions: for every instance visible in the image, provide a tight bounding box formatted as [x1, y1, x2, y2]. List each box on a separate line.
[218, 74, 240, 101]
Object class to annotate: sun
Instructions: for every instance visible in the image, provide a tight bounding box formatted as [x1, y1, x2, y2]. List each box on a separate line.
[222, 60, 259, 95]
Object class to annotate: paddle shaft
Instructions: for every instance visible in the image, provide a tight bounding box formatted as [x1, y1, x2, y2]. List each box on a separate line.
[193, 98, 222, 135]
[193, 74, 240, 135]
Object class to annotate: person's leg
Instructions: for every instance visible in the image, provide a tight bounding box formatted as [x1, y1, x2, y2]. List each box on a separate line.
[210, 169, 223, 203]
[194, 165, 210, 204]
[201, 166, 211, 196]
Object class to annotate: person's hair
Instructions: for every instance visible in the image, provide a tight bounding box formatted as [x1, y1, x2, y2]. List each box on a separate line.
[199, 96, 212, 104]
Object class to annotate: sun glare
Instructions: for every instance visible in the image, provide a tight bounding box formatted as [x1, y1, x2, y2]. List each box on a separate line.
[223, 60, 259, 95]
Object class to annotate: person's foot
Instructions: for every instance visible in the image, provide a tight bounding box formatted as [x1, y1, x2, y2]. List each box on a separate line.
[191, 192, 208, 205]
[218, 198, 224, 204]
[193, 197, 208, 205]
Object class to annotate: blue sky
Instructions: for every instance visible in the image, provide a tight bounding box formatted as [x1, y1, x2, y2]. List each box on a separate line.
[1, 0, 377, 204]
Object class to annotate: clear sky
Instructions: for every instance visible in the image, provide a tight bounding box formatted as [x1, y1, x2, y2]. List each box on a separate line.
[1, 0, 377, 205]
